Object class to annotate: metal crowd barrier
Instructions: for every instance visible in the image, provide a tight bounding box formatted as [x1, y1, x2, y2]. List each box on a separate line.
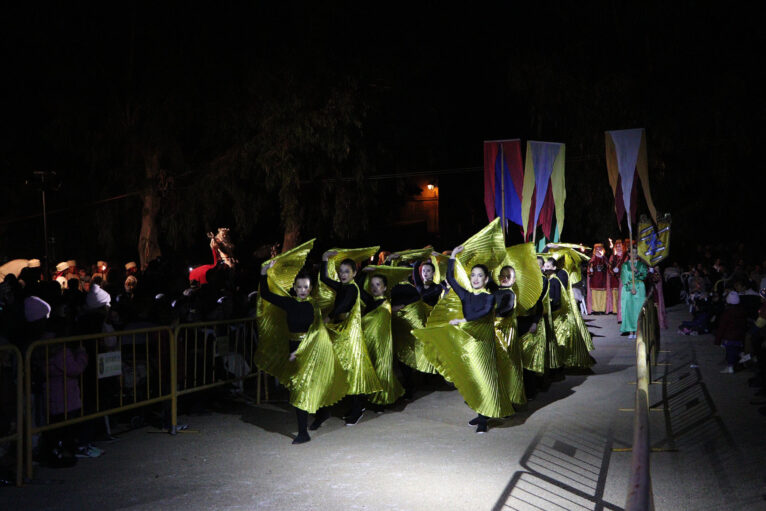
[625, 299, 659, 511]
[21, 316, 267, 482]
[172, 316, 265, 426]
[0, 344, 23, 486]
[24, 326, 174, 480]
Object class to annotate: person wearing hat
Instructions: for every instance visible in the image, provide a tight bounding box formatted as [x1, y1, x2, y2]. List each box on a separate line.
[92, 260, 108, 281]
[125, 261, 138, 277]
[19, 259, 42, 286]
[607, 240, 625, 316]
[619, 245, 648, 339]
[586, 243, 608, 314]
[716, 290, 747, 374]
[54, 261, 69, 279]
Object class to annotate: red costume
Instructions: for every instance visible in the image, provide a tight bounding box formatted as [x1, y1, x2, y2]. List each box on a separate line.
[607, 240, 625, 315]
[586, 243, 608, 314]
[189, 228, 236, 285]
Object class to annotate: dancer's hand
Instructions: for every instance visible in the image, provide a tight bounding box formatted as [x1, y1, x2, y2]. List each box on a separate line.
[529, 323, 538, 333]
[451, 246, 464, 258]
[322, 250, 338, 261]
[261, 260, 275, 275]
[449, 318, 466, 325]
[289, 352, 297, 362]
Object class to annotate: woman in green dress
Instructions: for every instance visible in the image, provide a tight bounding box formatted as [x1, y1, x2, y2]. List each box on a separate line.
[620, 246, 648, 339]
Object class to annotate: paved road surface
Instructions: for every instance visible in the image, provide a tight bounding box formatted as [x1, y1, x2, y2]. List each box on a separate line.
[3, 305, 766, 510]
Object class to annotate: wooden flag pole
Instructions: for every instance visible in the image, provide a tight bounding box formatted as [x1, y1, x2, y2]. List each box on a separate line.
[629, 224, 636, 294]
[500, 144, 506, 236]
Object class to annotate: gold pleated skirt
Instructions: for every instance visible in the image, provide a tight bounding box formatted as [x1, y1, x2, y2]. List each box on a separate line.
[287, 329, 349, 414]
[327, 301, 382, 395]
[414, 315, 515, 418]
[520, 314, 560, 374]
[392, 301, 437, 374]
[496, 315, 526, 405]
[362, 304, 405, 405]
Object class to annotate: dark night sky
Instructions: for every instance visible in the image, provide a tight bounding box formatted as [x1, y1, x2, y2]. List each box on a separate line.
[2, 3, 765, 264]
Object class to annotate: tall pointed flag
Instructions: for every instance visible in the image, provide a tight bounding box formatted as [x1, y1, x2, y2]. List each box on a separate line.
[483, 139, 524, 231]
[520, 141, 566, 242]
[605, 128, 657, 233]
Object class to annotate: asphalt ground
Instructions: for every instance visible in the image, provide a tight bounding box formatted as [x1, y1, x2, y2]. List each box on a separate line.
[3, 304, 766, 510]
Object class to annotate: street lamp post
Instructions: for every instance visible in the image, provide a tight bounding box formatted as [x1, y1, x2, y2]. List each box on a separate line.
[29, 171, 58, 280]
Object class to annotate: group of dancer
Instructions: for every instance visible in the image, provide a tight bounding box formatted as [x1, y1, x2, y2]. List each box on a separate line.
[253, 219, 595, 444]
[586, 239, 665, 338]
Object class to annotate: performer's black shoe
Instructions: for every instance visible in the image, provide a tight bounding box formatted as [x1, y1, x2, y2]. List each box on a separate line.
[476, 423, 488, 434]
[345, 410, 365, 426]
[292, 432, 311, 444]
[468, 416, 481, 426]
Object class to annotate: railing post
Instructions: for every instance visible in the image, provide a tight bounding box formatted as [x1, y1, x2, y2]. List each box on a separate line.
[24, 344, 34, 481]
[170, 327, 178, 435]
[626, 302, 656, 511]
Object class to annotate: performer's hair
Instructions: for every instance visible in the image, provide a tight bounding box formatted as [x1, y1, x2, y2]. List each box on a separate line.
[339, 258, 357, 273]
[294, 270, 312, 286]
[500, 265, 515, 275]
[546, 257, 557, 268]
[471, 264, 490, 278]
[420, 261, 436, 272]
[537, 256, 544, 265]
[371, 274, 388, 287]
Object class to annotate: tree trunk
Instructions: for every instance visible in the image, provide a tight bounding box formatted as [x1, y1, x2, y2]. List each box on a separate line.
[281, 222, 300, 253]
[138, 191, 161, 270]
[138, 152, 162, 270]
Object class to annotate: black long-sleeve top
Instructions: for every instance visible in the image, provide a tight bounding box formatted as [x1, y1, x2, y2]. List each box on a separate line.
[259, 276, 313, 333]
[391, 283, 421, 307]
[446, 259, 495, 321]
[412, 262, 446, 307]
[556, 269, 569, 290]
[548, 274, 562, 311]
[494, 288, 516, 318]
[320, 261, 359, 320]
[359, 286, 386, 315]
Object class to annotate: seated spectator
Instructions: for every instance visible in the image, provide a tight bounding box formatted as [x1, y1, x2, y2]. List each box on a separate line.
[716, 291, 748, 374]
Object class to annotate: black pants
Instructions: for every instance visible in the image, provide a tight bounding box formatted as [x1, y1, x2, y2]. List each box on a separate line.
[295, 407, 308, 435]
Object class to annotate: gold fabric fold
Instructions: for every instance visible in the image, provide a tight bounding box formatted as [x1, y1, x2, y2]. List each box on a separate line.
[361, 265, 413, 296]
[495, 242, 543, 313]
[554, 277, 595, 369]
[519, 284, 559, 373]
[546, 246, 589, 284]
[315, 246, 380, 313]
[254, 239, 316, 382]
[389, 247, 434, 266]
[392, 300, 437, 374]
[413, 315, 515, 418]
[326, 282, 382, 395]
[496, 314, 526, 404]
[425, 286, 464, 327]
[362, 301, 405, 405]
[288, 310, 349, 413]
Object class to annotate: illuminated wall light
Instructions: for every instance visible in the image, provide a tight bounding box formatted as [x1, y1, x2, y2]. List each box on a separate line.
[426, 183, 435, 190]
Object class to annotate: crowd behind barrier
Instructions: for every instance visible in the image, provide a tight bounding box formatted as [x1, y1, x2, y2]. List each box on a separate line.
[0, 255, 268, 483]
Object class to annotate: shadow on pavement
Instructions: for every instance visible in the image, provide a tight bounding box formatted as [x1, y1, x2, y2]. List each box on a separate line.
[491, 417, 624, 511]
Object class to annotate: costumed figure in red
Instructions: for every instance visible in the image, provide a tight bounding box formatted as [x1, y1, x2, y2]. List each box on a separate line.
[586, 243, 608, 314]
[607, 239, 624, 316]
[189, 228, 237, 285]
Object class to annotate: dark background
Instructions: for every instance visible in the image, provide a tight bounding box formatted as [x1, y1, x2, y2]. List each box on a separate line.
[2, 2, 764, 267]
